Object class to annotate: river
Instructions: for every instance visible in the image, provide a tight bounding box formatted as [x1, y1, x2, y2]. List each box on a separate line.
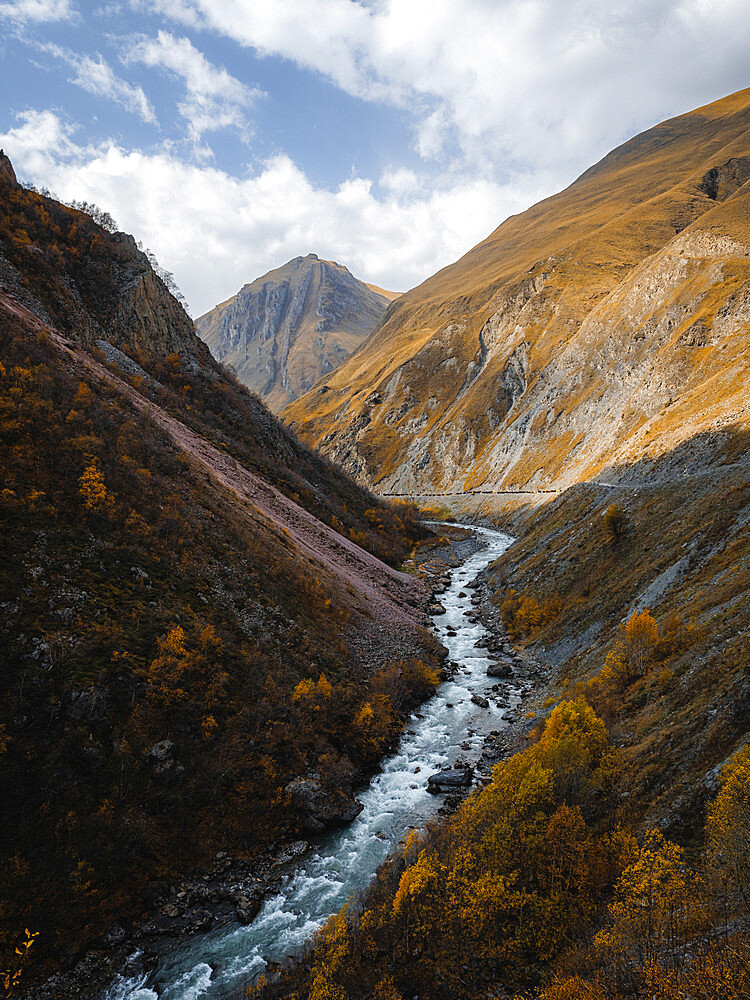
[105, 524, 515, 1000]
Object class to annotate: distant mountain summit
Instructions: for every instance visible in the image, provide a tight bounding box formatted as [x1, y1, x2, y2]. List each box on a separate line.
[195, 253, 398, 412]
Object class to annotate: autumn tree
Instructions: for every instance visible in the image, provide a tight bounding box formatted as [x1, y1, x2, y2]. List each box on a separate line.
[146, 626, 194, 708]
[78, 458, 113, 515]
[705, 745, 750, 922]
[605, 608, 658, 688]
[594, 829, 694, 992]
[602, 502, 628, 544]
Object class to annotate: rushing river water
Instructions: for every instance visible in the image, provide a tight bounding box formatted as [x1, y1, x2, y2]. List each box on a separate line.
[106, 525, 514, 1000]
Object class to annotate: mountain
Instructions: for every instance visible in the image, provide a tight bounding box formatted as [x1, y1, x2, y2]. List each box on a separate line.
[283, 89, 750, 494]
[195, 253, 398, 412]
[263, 92, 750, 1000]
[0, 154, 436, 984]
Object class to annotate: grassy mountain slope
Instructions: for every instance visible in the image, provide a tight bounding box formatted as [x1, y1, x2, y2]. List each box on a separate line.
[261, 92, 750, 1000]
[283, 89, 750, 494]
[0, 162, 437, 982]
[196, 254, 397, 413]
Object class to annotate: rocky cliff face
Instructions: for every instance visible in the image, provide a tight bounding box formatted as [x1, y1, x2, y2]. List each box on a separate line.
[0, 162, 209, 366]
[0, 149, 18, 186]
[284, 89, 750, 493]
[196, 254, 397, 412]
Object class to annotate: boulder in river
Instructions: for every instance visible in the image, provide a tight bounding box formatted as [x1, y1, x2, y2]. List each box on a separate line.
[471, 694, 489, 708]
[234, 891, 263, 925]
[487, 660, 513, 678]
[285, 777, 363, 829]
[427, 766, 474, 793]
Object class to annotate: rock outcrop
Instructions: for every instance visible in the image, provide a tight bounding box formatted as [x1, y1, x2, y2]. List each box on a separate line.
[196, 254, 398, 412]
[0, 149, 18, 186]
[284, 88, 750, 494]
[0, 155, 209, 366]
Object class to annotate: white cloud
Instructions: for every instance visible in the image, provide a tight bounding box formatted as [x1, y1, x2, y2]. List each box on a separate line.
[142, 0, 750, 180]
[0, 0, 74, 22]
[42, 45, 157, 123]
[124, 31, 263, 141]
[0, 109, 547, 316]
[4, 2, 750, 323]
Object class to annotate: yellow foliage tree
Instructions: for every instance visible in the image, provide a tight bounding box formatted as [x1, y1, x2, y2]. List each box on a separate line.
[292, 677, 316, 702]
[201, 714, 218, 740]
[594, 829, 693, 989]
[78, 459, 113, 515]
[146, 626, 193, 707]
[316, 673, 333, 699]
[602, 502, 628, 543]
[606, 608, 659, 688]
[706, 745, 750, 917]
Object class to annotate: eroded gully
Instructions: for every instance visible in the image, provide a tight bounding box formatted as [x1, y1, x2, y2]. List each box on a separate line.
[106, 525, 517, 1000]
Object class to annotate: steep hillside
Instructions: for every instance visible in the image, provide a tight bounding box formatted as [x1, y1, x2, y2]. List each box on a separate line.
[263, 433, 750, 1000]
[0, 158, 437, 984]
[196, 254, 397, 412]
[261, 91, 750, 1000]
[284, 89, 750, 493]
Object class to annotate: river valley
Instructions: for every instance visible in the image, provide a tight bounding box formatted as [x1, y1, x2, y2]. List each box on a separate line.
[105, 525, 518, 1000]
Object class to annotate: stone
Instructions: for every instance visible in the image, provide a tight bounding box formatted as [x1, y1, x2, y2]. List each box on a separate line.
[427, 766, 474, 793]
[101, 923, 127, 948]
[234, 892, 263, 925]
[471, 694, 489, 708]
[144, 740, 184, 780]
[285, 777, 363, 828]
[487, 661, 513, 678]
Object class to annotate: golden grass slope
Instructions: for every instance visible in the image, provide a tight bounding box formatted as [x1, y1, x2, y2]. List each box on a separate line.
[196, 254, 397, 413]
[283, 89, 750, 491]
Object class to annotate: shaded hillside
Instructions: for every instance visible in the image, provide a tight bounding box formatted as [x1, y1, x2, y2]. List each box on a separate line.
[284, 89, 750, 493]
[196, 254, 397, 412]
[0, 159, 437, 984]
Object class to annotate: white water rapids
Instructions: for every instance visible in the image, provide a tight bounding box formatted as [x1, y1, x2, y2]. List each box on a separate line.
[105, 525, 514, 1000]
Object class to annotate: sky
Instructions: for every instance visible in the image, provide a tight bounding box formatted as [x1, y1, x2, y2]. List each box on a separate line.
[0, 1, 748, 317]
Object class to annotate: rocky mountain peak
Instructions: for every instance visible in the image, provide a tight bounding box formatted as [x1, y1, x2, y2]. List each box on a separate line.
[196, 254, 398, 412]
